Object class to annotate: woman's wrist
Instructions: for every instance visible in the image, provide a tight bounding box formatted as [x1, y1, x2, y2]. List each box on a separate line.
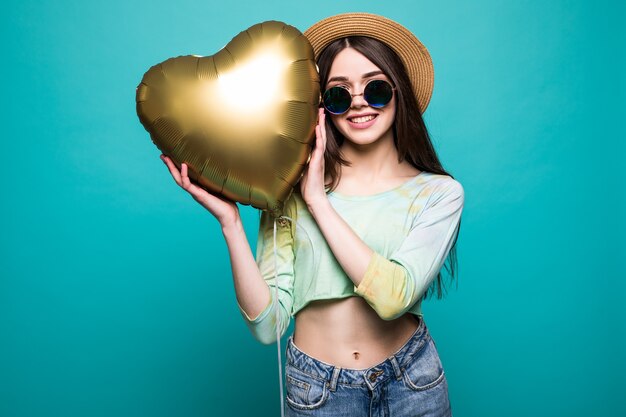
[306, 195, 332, 219]
[221, 216, 244, 236]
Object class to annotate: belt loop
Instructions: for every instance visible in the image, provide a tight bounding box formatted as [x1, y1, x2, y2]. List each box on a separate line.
[390, 355, 403, 380]
[285, 337, 293, 364]
[329, 367, 341, 391]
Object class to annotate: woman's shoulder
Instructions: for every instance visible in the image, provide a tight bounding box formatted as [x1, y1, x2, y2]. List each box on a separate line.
[278, 188, 304, 221]
[416, 172, 464, 201]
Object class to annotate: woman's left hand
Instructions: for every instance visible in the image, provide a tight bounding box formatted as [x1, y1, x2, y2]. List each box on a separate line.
[300, 107, 328, 208]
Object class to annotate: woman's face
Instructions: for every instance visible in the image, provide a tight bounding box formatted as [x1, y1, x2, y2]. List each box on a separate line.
[324, 47, 396, 147]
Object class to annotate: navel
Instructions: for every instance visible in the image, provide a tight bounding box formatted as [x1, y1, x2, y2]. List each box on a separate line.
[353, 351, 360, 360]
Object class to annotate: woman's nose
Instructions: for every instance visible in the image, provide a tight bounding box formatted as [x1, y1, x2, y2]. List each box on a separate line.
[350, 92, 367, 108]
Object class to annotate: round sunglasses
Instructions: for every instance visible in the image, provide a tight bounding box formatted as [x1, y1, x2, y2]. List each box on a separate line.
[322, 79, 396, 115]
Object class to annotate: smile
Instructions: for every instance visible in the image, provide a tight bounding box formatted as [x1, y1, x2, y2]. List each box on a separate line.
[348, 114, 377, 123]
[346, 113, 379, 129]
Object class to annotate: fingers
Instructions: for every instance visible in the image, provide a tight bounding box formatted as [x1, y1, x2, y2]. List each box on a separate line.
[181, 163, 191, 190]
[161, 154, 182, 186]
[319, 109, 327, 151]
[313, 109, 326, 164]
[179, 162, 201, 196]
[161, 154, 197, 193]
[159, 154, 240, 220]
[313, 128, 321, 164]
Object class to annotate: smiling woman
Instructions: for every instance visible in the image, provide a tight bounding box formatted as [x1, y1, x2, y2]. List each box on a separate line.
[233, 13, 464, 417]
[323, 47, 397, 144]
[161, 12, 464, 417]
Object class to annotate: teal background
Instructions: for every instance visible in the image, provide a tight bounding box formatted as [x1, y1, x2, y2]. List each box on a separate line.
[1, 0, 624, 416]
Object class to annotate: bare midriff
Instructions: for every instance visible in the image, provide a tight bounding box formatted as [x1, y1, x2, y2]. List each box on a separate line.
[293, 296, 420, 370]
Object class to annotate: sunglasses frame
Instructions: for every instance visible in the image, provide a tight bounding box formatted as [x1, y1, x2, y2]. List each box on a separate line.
[322, 79, 397, 115]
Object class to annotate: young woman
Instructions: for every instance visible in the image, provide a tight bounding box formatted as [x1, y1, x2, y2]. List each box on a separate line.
[161, 12, 464, 417]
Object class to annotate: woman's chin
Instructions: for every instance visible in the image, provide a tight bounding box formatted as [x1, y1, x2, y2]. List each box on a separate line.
[341, 125, 394, 146]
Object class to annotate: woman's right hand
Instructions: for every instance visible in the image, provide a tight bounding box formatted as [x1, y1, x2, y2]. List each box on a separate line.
[160, 154, 240, 228]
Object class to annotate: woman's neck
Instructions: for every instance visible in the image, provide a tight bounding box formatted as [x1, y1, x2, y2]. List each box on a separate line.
[339, 131, 406, 180]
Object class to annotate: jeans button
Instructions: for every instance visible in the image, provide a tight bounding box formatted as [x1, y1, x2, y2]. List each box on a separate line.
[369, 369, 382, 382]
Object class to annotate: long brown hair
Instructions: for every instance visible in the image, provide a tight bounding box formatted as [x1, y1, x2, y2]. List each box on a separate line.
[315, 36, 462, 300]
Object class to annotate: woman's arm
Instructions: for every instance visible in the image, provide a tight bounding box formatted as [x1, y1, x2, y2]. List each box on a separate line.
[221, 218, 272, 321]
[306, 199, 373, 287]
[308, 181, 464, 320]
[160, 155, 271, 319]
[299, 109, 464, 320]
[236, 201, 297, 344]
[298, 109, 374, 287]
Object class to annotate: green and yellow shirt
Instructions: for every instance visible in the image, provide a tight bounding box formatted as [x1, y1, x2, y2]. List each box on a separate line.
[238, 171, 465, 344]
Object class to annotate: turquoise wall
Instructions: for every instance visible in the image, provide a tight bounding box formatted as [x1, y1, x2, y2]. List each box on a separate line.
[1, 0, 624, 416]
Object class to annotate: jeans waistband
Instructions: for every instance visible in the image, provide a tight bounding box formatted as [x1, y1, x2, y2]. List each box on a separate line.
[285, 314, 430, 390]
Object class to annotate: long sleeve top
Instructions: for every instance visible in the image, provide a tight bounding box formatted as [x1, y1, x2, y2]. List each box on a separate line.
[237, 171, 465, 345]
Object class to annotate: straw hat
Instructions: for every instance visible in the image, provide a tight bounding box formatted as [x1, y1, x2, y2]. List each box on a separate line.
[304, 12, 434, 113]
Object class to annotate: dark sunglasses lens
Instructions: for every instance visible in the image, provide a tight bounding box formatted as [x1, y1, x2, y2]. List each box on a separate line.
[364, 80, 393, 108]
[323, 87, 351, 114]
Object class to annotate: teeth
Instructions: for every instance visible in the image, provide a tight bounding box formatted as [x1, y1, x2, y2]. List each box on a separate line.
[350, 115, 376, 123]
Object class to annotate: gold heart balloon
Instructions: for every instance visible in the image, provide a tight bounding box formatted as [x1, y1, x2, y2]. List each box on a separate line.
[136, 21, 319, 218]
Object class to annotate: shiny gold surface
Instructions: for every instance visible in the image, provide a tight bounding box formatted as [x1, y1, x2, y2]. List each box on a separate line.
[136, 21, 319, 217]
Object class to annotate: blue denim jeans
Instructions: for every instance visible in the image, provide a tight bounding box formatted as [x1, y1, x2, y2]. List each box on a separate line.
[284, 315, 452, 416]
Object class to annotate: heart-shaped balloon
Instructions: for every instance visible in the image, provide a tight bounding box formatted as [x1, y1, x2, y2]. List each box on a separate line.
[136, 21, 319, 218]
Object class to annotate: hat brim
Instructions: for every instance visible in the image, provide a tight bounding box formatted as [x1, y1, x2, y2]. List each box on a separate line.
[304, 12, 434, 113]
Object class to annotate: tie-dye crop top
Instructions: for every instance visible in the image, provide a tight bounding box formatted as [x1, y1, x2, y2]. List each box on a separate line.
[237, 171, 465, 345]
